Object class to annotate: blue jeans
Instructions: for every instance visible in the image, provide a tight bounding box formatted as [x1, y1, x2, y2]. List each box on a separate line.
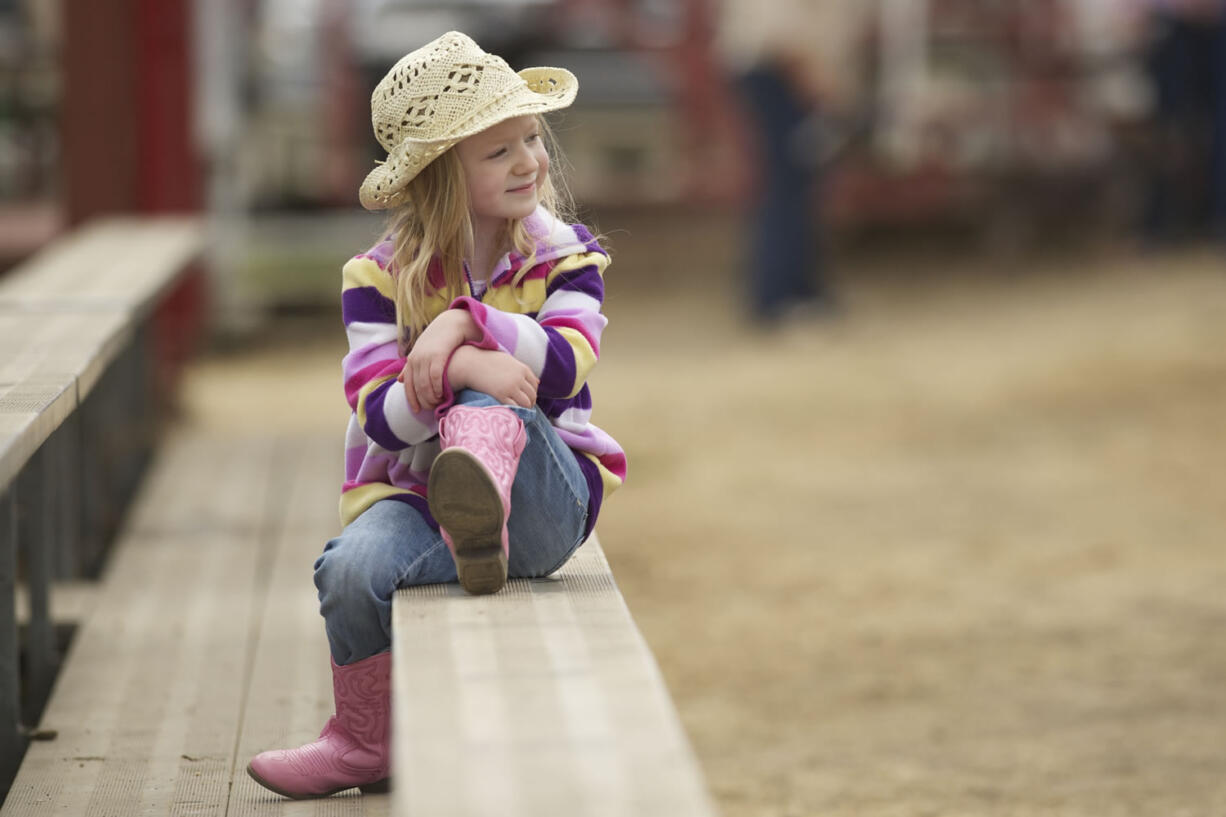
[314, 390, 590, 665]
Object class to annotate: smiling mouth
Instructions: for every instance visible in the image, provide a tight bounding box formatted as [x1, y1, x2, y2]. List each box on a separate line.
[507, 182, 536, 193]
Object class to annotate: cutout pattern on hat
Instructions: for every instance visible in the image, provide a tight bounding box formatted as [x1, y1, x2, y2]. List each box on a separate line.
[358, 31, 577, 211]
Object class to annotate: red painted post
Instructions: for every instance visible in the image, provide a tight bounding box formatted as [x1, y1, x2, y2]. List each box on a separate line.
[60, 0, 201, 223]
[60, 0, 140, 225]
[61, 0, 207, 392]
[135, 0, 202, 213]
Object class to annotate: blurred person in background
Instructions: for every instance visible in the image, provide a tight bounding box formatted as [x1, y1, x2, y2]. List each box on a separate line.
[1135, 0, 1226, 241]
[716, 0, 870, 325]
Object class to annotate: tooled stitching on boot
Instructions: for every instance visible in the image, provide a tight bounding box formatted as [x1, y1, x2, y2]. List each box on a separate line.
[333, 668, 390, 748]
[332, 655, 391, 776]
[277, 727, 353, 779]
[439, 407, 526, 487]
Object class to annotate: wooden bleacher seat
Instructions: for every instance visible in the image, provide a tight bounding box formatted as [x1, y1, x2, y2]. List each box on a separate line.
[0, 427, 394, 816]
[392, 540, 718, 817]
[0, 216, 204, 797]
[0, 216, 203, 315]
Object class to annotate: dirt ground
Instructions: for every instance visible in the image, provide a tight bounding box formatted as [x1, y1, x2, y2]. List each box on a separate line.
[184, 213, 1226, 817]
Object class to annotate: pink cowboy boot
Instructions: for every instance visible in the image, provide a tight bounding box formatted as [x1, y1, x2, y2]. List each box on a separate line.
[428, 404, 527, 595]
[247, 650, 391, 799]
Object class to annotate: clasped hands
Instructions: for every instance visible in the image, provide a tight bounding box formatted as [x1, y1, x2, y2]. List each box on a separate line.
[399, 309, 539, 413]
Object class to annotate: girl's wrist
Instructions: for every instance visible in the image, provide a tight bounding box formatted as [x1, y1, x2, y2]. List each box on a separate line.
[447, 308, 481, 343]
[446, 344, 477, 391]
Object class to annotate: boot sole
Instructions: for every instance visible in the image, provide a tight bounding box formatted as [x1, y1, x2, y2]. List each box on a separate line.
[246, 762, 389, 799]
[428, 448, 508, 595]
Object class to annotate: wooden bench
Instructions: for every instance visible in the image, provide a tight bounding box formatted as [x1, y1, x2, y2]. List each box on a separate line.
[4, 423, 716, 816]
[393, 544, 718, 816]
[1, 219, 717, 814]
[0, 216, 204, 790]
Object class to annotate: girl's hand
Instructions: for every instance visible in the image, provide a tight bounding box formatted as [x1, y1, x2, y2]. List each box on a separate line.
[401, 310, 478, 413]
[448, 346, 539, 409]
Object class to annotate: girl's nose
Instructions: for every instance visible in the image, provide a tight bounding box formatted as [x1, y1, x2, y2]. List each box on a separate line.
[512, 145, 538, 175]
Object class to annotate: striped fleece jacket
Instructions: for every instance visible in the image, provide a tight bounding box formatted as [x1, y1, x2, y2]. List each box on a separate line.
[339, 206, 626, 537]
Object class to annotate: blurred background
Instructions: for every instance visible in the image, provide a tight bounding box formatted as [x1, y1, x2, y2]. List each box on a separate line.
[3, 1, 1225, 815]
[5, 0, 1226, 280]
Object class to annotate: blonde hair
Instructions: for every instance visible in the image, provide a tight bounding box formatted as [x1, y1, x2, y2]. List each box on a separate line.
[386, 116, 576, 354]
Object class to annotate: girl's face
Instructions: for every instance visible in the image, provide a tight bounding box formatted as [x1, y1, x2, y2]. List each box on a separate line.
[455, 115, 549, 236]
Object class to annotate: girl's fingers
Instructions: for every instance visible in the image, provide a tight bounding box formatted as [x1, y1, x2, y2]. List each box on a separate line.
[414, 366, 432, 409]
[431, 360, 445, 400]
[414, 366, 434, 413]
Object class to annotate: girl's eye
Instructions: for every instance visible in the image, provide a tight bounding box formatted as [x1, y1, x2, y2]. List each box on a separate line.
[486, 147, 507, 159]
[526, 132, 540, 144]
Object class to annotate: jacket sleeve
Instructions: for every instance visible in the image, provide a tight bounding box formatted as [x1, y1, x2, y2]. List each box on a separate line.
[340, 255, 440, 449]
[448, 251, 608, 400]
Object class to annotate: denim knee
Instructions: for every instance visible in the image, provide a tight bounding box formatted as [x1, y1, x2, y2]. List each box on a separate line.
[315, 541, 383, 616]
[313, 538, 392, 664]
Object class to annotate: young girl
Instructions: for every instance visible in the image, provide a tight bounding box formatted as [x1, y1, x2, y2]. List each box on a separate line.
[247, 31, 626, 800]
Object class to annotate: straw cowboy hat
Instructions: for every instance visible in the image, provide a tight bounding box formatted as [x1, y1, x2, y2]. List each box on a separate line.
[359, 31, 578, 211]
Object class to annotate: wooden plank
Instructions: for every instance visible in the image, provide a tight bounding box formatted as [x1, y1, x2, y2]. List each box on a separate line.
[15, 580, 100, 626]
[70, 218, 203, 318]
[392, 538, 718, 817]
[66, 313, 136, 401]
[0, 215, 199, 491]
[0, 310, 132, 390]
[0, 219, 132, 305]
[0, 429, 276, 816]
[0, 313, 82, 411]
[0, 217, 203, 319]
[0, 310, 133, 489]
[227, 434, 390, 817]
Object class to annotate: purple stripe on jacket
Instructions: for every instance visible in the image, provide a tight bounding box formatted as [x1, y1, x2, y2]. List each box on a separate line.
[343, 286, 395, 324]
[538, 332, 578, 397]
[361, 378, 406, 450]
[546, 266, 604, 301]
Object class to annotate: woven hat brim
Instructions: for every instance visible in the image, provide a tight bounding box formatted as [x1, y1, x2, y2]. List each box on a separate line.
[359, 66, 577, 211]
